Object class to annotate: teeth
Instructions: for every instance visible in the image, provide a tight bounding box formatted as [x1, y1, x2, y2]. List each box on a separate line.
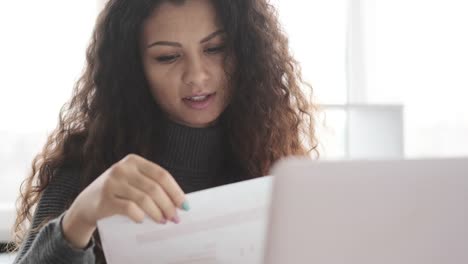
[187, 95, 208, 101]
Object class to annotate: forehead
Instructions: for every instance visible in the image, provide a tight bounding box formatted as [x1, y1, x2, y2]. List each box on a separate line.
[142, 0, 220, 43]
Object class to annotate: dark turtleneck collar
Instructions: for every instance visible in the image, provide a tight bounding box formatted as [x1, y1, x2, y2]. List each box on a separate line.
[149, 114, 246, 193]
[153, 116, 226, 174]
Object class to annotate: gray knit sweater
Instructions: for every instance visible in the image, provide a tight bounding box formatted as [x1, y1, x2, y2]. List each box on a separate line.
[13, 120, 244, 264]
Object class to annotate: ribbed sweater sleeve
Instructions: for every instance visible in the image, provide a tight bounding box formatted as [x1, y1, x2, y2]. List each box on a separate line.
[13, 168, 95, 264]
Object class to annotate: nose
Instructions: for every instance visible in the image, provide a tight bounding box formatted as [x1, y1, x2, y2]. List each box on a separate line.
[182, 54, 209, 89]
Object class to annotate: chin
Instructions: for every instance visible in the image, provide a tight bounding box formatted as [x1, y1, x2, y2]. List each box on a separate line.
[184, 112, 221, 128]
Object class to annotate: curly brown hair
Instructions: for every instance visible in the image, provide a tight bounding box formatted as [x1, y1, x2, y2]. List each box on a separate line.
[13, 0, 318, 259]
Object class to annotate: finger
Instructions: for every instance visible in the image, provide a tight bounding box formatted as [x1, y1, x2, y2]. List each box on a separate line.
[114, 183, 166, 224]
[113, 198, 145, 223]
[132, 155, 187, 209]
[127, 174, 179, 222]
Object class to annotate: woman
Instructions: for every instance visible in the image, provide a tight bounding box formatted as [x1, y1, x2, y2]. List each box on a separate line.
[13, 0, 317, 263]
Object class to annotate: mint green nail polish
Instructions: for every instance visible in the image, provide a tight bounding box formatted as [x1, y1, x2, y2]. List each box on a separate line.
[181, 201, 190, 211]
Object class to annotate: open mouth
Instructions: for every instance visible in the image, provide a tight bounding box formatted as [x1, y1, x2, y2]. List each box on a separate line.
[184, 94, 212, 101]
[182, 92, 216, 110]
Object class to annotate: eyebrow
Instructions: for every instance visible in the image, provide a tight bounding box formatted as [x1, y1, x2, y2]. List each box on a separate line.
[147, 29, 225, 49]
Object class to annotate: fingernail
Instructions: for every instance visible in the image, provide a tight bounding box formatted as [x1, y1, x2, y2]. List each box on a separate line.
[181, 201, 190, 211]
[160, 219, 167, 225]
[171, 215, 180, 224]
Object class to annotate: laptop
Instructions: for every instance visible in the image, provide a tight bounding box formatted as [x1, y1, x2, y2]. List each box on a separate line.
[264, 157, 468, 264]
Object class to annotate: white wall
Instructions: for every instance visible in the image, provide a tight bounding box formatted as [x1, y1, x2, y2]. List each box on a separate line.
[0, 1, 97, 242]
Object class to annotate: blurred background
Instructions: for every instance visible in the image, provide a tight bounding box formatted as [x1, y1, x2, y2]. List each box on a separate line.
[1, 0, 467, 261]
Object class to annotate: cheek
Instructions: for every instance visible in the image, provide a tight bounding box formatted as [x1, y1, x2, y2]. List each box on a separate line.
[151, 82, 177, 104]
[215, 66, 233, 102]
[144, 66, 178, 102]
[216, 57, 235, 95]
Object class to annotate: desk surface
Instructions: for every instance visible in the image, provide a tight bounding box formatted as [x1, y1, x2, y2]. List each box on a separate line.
[0, 254, 15, 264]
[0, 205, 15, 242]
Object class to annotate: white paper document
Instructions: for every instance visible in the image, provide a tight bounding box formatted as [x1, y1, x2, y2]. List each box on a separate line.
[97, 176, 273, 264]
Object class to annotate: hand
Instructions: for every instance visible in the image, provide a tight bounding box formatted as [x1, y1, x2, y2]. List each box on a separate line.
[62, 154, 188, 248]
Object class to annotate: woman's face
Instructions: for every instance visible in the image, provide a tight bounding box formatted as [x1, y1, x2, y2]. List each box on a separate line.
[141, 0, 232, 128]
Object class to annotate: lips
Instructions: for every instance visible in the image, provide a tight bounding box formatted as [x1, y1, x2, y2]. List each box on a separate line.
[185, 94, 210, 101]
[182, 92, 216, 110]
[183, 92, 215, 102]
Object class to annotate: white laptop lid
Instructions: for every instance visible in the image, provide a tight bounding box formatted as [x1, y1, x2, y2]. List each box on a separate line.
[264, 158, 468, 264]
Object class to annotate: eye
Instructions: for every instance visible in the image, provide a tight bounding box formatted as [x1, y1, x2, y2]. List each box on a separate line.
[155, 54, 180, 63]
[205, 45, 226, 54]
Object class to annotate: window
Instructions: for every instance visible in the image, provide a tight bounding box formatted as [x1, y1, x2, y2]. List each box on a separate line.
[274, 0, 468, 159]
[371, 0, 468, 158]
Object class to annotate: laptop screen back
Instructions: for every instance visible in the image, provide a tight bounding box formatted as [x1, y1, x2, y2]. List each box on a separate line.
[265, 158, 468, 264]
